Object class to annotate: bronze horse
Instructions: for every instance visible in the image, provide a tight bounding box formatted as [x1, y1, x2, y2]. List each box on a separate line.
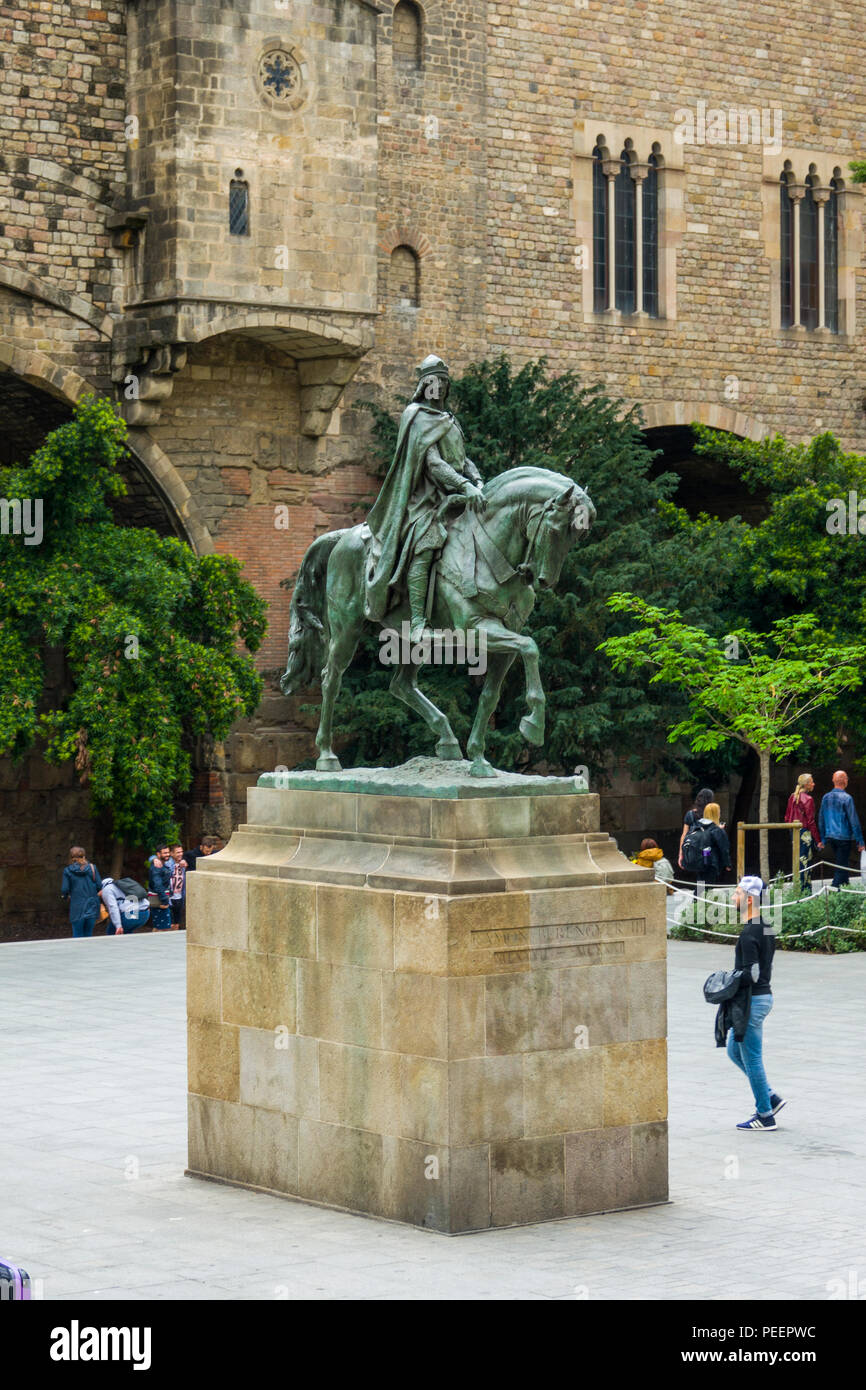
[280, 467, 595, 777]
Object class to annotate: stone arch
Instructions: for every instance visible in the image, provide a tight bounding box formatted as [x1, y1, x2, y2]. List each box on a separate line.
[171, 311, 371, 438]
[640, 400, 770, 442]
[0, 265, 114, 339]
[7, 156, 119, 208]
[640, 401, 772, 522]
[184, 309, 368, 357]
[379, 227, 433, 260]
[388, 245, 420, 307]
[0, 341, 212, 553]
[125, 429, 214, 555]
[392, 1, 424, 68]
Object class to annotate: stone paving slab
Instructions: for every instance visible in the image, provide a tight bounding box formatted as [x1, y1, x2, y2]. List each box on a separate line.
[1, 932, 864, 1299]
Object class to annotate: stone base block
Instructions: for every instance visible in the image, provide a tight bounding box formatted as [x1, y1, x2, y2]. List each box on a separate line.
[186, 765, 668, 1232]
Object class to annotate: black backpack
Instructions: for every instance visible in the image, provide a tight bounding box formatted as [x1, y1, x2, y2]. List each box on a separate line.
[682, 819, 714, 874]
[115, 876, 147, 901]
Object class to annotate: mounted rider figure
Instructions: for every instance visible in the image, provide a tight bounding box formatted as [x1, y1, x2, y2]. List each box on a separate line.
[364, 355, 486, 644]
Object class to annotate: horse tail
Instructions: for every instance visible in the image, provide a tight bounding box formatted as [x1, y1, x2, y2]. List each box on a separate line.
[280, 531, 345, 695]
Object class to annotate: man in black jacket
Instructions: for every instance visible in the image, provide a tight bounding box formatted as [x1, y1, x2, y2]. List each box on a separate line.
[727, 875, 786, 1131]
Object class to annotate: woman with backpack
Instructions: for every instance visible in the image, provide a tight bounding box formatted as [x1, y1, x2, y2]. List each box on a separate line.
[681, 801, 732, 888]
[784, 772, 823, 890]
[678, 787, 715, 887]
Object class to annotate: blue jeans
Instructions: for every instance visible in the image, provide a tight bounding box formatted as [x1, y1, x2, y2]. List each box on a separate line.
[151, 905, 172, 931]
[827, 838, 853, 888]
[71, 914, 97, 938]
[727, 993, 774, 1115]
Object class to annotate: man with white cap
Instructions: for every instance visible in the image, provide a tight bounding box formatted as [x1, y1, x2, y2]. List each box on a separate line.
[728, 875, 785, 1131]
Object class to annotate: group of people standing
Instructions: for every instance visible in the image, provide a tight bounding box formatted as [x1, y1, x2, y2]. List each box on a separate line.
[784, 769, 864, 889]
[673, 771, 864, 891]
[60, 834, 221, 938]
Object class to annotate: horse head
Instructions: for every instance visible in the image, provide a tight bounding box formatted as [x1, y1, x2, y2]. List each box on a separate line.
[523, 478, 596, 590]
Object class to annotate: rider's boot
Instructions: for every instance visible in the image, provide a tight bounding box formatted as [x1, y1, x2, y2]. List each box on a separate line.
[407, 552, 435, 644]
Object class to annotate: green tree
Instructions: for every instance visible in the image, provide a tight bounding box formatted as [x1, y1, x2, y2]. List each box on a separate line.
[600, 596, 866, 881]
[334, 356, 745, 783]
[0, 396, 266, 860]
[691, 423, 866, 767]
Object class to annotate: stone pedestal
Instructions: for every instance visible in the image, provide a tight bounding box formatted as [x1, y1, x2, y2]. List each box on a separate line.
[186, 759, 668, 1232]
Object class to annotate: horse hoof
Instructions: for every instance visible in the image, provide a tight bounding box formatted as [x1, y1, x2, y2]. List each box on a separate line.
[519, 715, 545, 746]
[436, 739, 462, 761]
[470, 757, 499, 779]
[316, 754, 342, 772]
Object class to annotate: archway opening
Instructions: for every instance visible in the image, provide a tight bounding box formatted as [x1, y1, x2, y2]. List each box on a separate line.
[0, 367, 205, 938]
[0, 369, 187, 539]
[643, 423, 770, 522]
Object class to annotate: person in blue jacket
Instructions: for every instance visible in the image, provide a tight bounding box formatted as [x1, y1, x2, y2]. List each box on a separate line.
[60, 847, 102, 938]
[818, 770, 865, 889]
[147, 844, 173, 931]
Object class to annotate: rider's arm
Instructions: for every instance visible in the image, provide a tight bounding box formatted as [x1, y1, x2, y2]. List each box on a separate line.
[463, 457, 483, 486]
[425, 443, 478, 496]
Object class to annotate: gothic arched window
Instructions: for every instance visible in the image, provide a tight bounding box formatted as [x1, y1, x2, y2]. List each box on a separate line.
[393, 1, 422, 69]
[800, 177, 819, 331]
[614, 147, 636, 314]
[825, 178, 839, 334]
[591, 138, 660, 317]
[389, 244, 420, 307]
[780, 163, 841, 332]
[780, 172, 793, 328]
[592, 142, 607, 313]
[229, 171, 249, 236]
[642, 150, 660, 318]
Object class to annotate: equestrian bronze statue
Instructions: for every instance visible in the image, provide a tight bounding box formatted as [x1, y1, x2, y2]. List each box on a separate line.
[280, 355, 596, 777]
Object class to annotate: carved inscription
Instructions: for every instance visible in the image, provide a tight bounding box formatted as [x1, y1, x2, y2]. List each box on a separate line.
[471, 918, 646, 968]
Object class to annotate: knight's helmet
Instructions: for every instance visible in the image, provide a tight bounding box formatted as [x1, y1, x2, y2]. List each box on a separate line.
[415, 354, 451, 383]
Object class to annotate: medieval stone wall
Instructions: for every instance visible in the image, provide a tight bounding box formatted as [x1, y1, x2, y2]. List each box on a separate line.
[3, 1, 866, 929]
[477, 1, 866, 445]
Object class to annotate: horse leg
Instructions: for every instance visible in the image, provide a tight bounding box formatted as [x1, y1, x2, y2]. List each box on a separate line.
[388, 661, 462, 760]
[471, 619, 546, 757]
[316, 619, 363, 771]
[465, 651, 516, 778]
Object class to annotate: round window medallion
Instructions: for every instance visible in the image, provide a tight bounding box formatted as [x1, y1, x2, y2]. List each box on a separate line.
[256, 44, 308, 113]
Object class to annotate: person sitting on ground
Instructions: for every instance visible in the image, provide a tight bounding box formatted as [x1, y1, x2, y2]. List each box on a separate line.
[99, 876, 150, 935]
[60, 846, 102, 939]
[784, 772, 823, 890]
[631, 838, 676, 893]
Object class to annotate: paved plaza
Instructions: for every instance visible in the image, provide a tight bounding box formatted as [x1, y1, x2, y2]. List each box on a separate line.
[1, 933, 863, 1301]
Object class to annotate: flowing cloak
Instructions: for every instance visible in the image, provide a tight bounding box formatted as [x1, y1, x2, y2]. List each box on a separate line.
[364, 401, 457, 622]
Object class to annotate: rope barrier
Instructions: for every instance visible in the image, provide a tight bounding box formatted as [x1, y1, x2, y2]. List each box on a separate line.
[666, 883, 866, 911]
[667, 919, 866, 939]
[666, 857, 864, 890]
